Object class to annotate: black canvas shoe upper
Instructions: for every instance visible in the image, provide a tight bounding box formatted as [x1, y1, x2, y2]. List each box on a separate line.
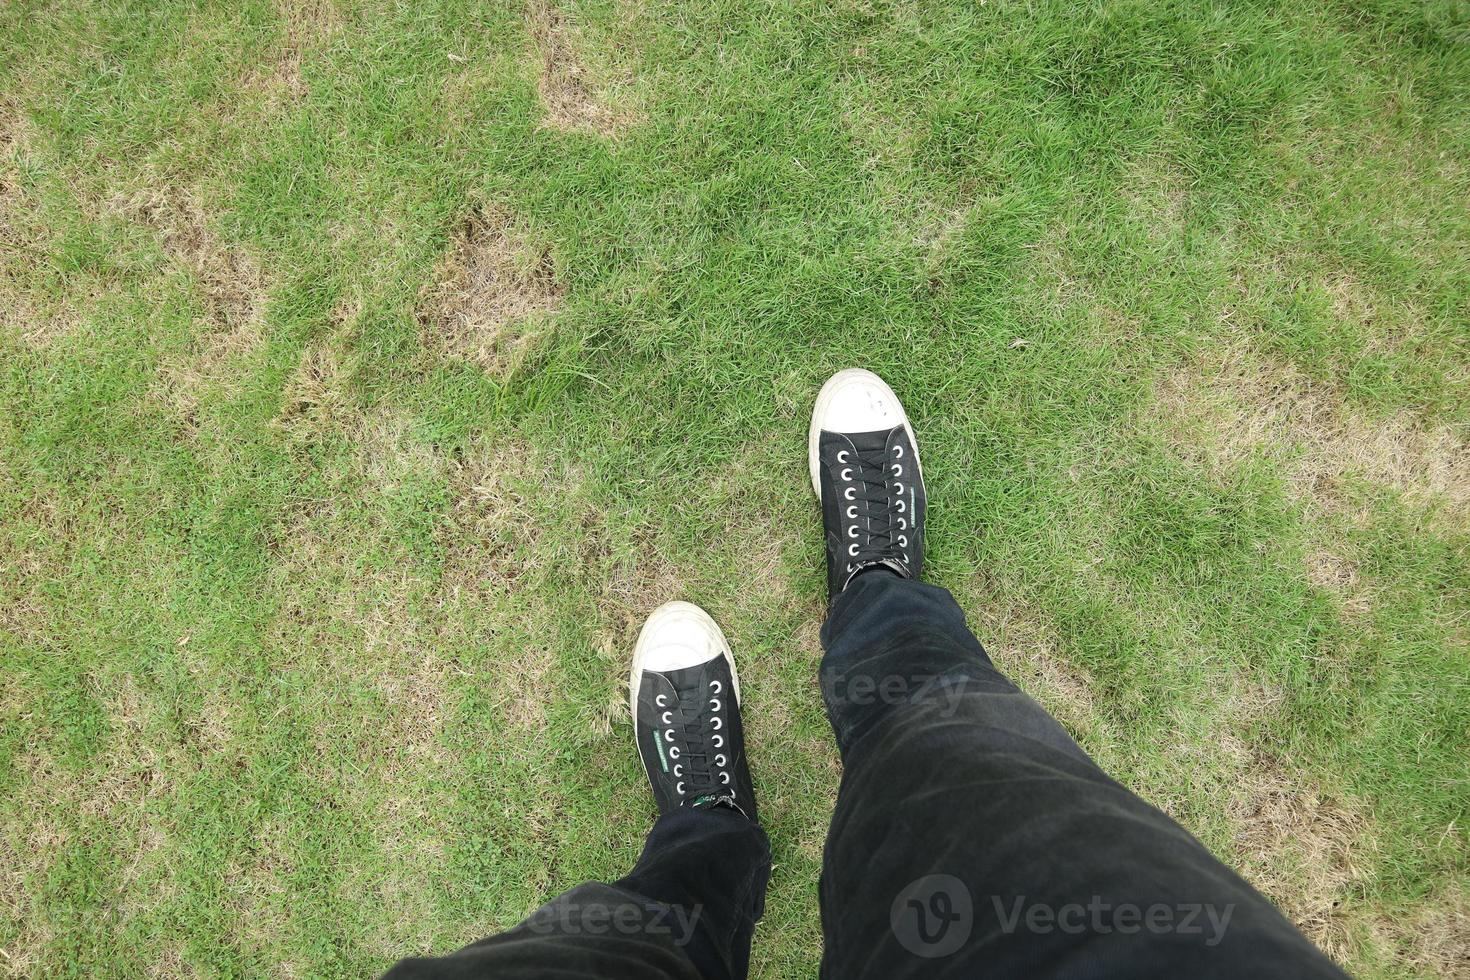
[634, 654, 757, 823]
[816, 425, 926, 597]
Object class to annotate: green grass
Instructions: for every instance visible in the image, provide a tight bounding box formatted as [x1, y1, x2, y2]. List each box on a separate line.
[2, 0, 1467, 976]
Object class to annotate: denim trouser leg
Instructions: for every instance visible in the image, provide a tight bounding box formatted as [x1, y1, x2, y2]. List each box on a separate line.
[817, 571, 1347, 979]
[382, 807, 770, 980]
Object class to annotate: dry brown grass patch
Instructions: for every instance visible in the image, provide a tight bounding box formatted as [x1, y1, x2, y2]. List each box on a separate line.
[109, 187, 269, 426]
[1155, 347, 1468, 615]
[370, 654, 458, 766]
[437, 438, 587, 729]
[912, 205, 971, 265]
[417, 207, 563, 376]
[527, 0, 636, 137]
[275, 336, 352, 444]
[1154, 349, 1469, 525]
[1228, 750, 1371, 962]
[0, 279, 54, 349]
[1369, 885, 1470, 978]
[0, 494, 61, 649]
[497, 644, 561, 732]
[239, 0, 345, 105]
[1303, 549, 1373, 617]
[355, 411, 445, 500]
[439, 436, 558, 600]
[0, 100, 29, 221]
[1211, 683, 1375, 966]
[1325, 275, 1379, 332]
[261, 410, 441, 684]
[0, 97, 28, 158]
[113, 187, 266, 332]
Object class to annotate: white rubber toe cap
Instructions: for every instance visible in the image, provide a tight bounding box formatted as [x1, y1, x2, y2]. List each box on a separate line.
[808, 368, 920, 495]
[628, 602, 741, 718]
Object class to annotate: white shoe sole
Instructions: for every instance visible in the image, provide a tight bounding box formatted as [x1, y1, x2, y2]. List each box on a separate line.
[807, 368, 924, 496]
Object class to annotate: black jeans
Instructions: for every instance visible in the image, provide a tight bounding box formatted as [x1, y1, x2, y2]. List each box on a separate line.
[385, 574, 1347, 979]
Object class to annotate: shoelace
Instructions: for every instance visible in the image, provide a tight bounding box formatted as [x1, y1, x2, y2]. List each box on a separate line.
[839, 442, 909, 573]
[665, 678, 731, 807]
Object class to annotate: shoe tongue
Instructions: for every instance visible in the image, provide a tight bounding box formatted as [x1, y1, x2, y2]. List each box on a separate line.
[826, 427, 895, 454]
[658, 655, 726, 692]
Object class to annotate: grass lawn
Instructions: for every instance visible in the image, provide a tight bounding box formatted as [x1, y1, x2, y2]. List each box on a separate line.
[2, 0, 1467, 976]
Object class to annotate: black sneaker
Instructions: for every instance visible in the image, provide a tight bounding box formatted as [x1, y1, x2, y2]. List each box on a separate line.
[808, 369, 926, 598]
[629, 601, 757, 822]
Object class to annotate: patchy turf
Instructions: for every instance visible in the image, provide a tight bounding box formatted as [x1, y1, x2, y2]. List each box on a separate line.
[527, 0, 635, 136]
[417, 206, 564, 377]
[1, 0, 1468, 977]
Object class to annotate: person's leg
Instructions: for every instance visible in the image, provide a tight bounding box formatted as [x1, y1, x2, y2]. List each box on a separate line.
[384, 603, 770, 980]
[807, 369, 1347, 979]
[384, 808, 767, 980]
[819, 573, 1344, 978]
